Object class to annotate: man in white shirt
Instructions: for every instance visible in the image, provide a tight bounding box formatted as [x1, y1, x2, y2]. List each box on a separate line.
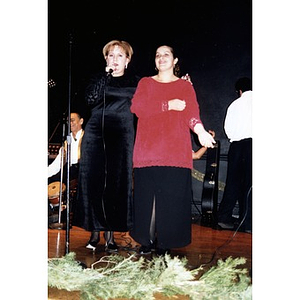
[218, 78, 252, 233]
[48, 112, 84, 183]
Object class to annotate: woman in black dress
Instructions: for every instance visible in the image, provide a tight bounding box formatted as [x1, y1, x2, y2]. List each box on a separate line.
[74, 40, 139, 251]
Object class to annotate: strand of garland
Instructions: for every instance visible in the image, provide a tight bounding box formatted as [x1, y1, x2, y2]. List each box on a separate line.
[48, 252, 251, 300]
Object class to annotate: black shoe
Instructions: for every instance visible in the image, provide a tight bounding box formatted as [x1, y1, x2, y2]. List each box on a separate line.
[139, 244, 152, 255]
[86, 231, 100, 251]
[156, 248, 170, 256]
[105, 242, 118, 252]
[86, 240, 98, 251]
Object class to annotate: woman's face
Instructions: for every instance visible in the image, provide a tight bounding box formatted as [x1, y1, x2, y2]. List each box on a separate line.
[105, 45, 130, 76]
[155, 46, 178, 72]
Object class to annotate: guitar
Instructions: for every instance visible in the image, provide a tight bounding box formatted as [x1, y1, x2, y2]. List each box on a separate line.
[201, 140, 220, 226]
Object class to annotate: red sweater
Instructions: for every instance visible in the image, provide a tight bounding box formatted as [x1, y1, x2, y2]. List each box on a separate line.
[131, 77, 203, 169]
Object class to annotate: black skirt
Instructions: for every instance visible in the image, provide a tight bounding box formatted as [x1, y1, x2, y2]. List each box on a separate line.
[131, 166, 192, 249]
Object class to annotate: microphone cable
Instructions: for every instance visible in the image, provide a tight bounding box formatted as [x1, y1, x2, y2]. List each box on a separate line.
[200, 185, 252, 266]
[100, 71, 113, 229]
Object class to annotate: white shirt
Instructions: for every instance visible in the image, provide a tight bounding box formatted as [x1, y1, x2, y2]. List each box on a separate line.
[48, 129, 84, 178]
[224, 91, 252, 143]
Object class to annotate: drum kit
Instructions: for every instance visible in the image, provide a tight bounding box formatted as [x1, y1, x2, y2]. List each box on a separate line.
[48, 179, 77, 229]
[48, 181, 66, 207]
[48, 181, 67, 229]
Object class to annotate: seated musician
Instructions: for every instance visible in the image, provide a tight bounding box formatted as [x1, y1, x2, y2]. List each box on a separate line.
[48, 112, 84, 185]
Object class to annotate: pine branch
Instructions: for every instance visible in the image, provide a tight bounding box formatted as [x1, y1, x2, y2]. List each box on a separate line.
[48, 252, 252, 300]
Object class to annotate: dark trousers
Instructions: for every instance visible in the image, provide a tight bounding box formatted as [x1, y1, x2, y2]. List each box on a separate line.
[218, 138, 252, 230]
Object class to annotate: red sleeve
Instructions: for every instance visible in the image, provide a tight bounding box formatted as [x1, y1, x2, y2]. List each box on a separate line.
[181, 81, 203, 130]
[130, 77, 168, 118]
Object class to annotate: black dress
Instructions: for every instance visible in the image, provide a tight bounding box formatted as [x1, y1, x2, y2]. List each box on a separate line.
[73, 73, 139, 232]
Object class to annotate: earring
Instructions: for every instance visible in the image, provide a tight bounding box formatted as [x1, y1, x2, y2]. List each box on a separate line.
[125, 63, 128, 69]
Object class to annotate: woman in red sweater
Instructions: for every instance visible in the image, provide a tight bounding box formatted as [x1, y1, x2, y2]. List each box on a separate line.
[130, 45, 215, 255]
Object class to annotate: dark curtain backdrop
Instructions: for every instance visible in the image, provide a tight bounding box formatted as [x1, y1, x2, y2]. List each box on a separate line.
[48, 0, 252, 155]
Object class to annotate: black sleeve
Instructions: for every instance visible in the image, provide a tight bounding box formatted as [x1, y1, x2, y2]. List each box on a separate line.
[85, 73, 106, 107]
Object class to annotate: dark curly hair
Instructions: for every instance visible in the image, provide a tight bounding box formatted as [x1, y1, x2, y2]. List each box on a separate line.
[235, 77, 252, 92]
[156, 45, 181, 77]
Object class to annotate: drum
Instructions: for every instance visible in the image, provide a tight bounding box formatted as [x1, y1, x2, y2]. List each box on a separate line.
[48, 181, 66, 206]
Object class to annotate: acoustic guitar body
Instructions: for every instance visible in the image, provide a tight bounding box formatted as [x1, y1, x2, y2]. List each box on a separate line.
[201, 140, 220, 227]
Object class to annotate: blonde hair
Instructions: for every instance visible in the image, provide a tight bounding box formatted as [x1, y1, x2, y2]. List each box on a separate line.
[102, 40, 134, 61]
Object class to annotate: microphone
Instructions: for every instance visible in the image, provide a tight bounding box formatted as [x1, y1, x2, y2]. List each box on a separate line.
[107, 68, 113, 76]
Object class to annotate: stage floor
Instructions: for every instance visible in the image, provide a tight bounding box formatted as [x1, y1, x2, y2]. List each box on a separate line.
[48, 222, 252, 299]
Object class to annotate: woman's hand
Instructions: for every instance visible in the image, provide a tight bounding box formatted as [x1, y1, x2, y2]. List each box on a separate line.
[181, 73, 193, 85]
[194, 124, 216, 148]
[192, 130, 216, 160]
[198, 131, 215, 148]
[168, 99, 186, 111]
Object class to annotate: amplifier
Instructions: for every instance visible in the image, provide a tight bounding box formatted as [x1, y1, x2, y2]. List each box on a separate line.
[48, 143, 61, 159]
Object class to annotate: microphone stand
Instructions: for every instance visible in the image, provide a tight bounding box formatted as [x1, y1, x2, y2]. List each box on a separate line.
[63, 33, 87, 268]
[65, 33, 73, 254]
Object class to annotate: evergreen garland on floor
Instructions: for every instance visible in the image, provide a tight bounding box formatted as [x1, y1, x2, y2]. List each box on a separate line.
[48, 252, 252, 300]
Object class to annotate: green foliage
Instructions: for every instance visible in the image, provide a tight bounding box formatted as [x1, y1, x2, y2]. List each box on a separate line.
[48, 252, 252, 300]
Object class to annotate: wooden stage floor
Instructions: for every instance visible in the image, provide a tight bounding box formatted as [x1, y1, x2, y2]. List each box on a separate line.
[48, 222, 252, 299]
